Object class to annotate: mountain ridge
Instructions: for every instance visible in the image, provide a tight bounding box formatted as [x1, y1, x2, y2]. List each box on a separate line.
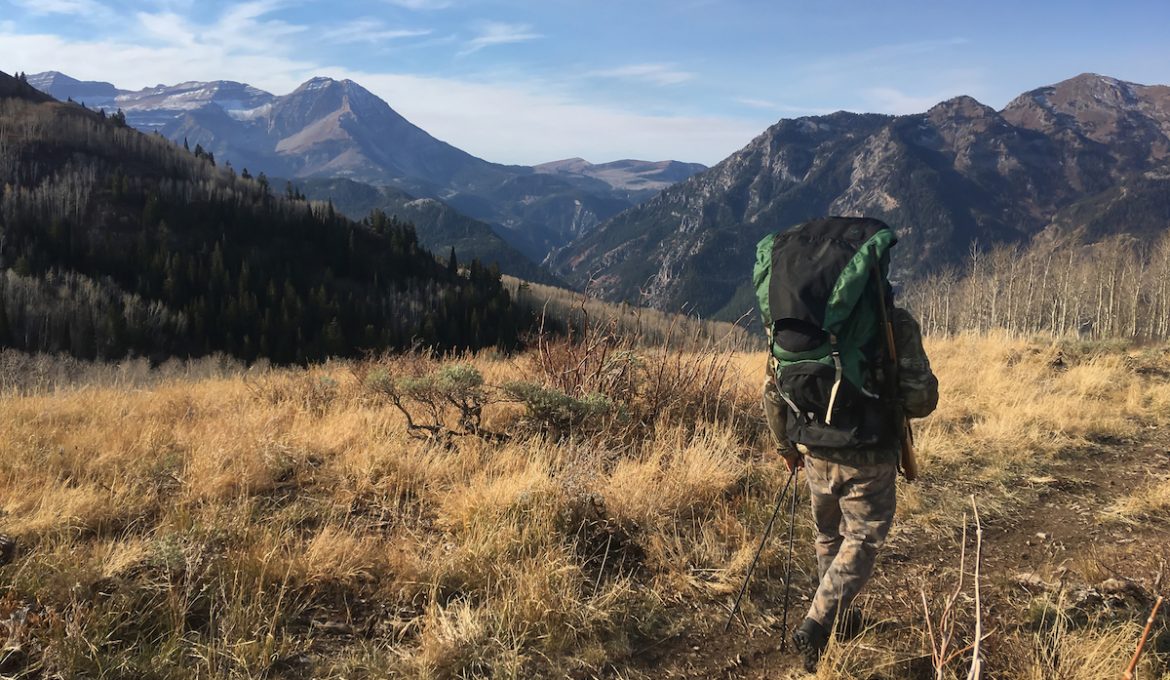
[551, 73, 1170, 319]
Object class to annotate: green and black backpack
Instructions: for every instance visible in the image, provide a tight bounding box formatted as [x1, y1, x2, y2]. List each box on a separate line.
[753, 216, 898, 450]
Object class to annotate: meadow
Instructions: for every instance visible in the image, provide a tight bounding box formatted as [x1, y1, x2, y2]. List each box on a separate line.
[0, 329, 1168, 679]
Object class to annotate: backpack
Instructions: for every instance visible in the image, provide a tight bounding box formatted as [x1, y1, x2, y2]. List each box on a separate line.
[753, 216, 898, 450]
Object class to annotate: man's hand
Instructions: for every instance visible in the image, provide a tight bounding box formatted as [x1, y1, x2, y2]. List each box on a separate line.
[780, 449, 804, 473]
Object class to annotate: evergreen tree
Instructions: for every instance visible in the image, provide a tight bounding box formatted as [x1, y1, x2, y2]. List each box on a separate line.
[447, 247, 458, 276]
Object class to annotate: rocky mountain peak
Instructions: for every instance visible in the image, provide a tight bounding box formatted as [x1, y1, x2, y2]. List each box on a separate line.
[928, 95, 998, 121]
[295, 76, 341, 92]
[26, 71, 118, 104]
[282, 76, 388, 119]
[25, 70, 72, 88]
[293, 77, 372, 96]
[1002, 73, 1170, 148]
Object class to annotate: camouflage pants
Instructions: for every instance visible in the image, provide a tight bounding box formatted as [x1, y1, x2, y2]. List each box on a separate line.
[803, 456, 897, 628]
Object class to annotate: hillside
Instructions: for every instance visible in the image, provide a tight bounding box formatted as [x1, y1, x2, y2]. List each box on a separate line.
[292, 177, 564, 286]
[0, 71, 524, 363]
[29, 72, 706, 264]
[552, 74, 1170, 319]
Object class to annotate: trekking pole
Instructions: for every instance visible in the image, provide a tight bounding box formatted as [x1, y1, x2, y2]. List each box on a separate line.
[780, 466, 801, 650]
[724, 465, 797, 632]
[1122, 594, 1164, 680]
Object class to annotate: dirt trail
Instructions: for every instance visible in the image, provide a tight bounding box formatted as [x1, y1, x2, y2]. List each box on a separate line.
[617, 426, 1170, 679]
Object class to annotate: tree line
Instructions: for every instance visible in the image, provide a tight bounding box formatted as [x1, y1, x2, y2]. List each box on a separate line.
[0, 85, 527, 364]
[902, 230, 1170, 340]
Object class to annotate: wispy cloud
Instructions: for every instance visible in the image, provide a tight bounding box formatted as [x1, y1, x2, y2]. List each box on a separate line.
[0, 4, 754, 164]
[4, 3, 317, 94]
[323, 19, 431, 45]
[736, 98, 778, 110]
[587, 63, 693, 86]
[735, 97, 836, 116]
[459, 21, 541, 55]
[384, 0, 452, 9]
[135, 1, 306, 57]
[807, 37, 971, 74]
[344, 69, 759, 164]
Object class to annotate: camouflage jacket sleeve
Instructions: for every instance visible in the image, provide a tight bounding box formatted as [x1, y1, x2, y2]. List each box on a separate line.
[761, 375, 799, 454]
[891, 307, 939, 419]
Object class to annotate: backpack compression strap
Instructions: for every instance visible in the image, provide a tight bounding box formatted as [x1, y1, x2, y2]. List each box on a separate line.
[824, 335, 842, 425]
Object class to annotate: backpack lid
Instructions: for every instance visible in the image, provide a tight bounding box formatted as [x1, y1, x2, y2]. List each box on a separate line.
[754, 216, 896, 337]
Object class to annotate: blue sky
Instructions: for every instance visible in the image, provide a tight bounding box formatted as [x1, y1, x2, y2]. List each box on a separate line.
[2, 0, 1168, 165]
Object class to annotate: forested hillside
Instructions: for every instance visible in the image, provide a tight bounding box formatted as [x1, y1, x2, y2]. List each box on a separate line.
[293, 177, 564, 286]
[0, 71, 525, 363]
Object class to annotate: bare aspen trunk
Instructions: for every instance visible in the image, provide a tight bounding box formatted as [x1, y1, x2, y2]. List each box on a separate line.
[1130, 257, 1145, 339]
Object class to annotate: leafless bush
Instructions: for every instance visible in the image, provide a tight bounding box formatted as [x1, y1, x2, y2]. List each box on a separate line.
[523, 308, 758, 445]
[359, 354, 500, 444]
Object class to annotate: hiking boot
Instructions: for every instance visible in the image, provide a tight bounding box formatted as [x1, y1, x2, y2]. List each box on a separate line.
[792, 617, 828, 673]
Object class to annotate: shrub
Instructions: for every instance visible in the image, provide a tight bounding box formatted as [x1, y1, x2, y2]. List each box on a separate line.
[501, 381, 614, 438]
[365, 362, 494, 443]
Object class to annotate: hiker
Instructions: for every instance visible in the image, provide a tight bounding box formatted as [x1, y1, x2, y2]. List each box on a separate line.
[755, 217, 939, 673]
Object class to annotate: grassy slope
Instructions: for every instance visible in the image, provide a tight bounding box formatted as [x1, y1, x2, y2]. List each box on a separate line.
[502, 275, 759, 352]
[0, 335, 1168, 678]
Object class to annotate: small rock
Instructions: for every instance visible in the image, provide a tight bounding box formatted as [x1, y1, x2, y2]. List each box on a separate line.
[312, 620, 354, 636]
[1035, 532, 1050, 542]
[1100, 578, 1139, 595]
[1013, 573, 1055, 590]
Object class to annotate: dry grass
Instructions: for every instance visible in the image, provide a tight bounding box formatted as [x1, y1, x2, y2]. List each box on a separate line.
[1104, 478, 1170, 524]
[0, 334, 1168, 678]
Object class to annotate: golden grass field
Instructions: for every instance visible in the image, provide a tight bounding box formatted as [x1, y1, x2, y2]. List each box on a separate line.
[0, 333, 1168, 679]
